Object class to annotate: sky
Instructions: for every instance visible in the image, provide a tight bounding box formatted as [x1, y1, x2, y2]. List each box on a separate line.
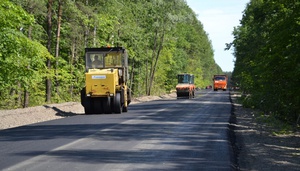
[185, 0, 250, 72]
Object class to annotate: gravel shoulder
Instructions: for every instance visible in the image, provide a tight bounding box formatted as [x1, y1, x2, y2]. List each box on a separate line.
[0, 92, 299, 171]
[230, 91, 300, 171]
[0, 93, 176, 130]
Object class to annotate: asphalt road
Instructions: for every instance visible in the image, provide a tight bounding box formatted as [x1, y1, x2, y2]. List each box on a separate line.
[0, 90, 233, 171]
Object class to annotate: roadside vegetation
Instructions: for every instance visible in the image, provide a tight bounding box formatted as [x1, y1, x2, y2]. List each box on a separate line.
[0, 0, 223, 109]
[228, 0, 300, 126]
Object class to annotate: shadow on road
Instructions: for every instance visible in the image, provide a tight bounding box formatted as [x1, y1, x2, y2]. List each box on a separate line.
[43, 105, 83, 117]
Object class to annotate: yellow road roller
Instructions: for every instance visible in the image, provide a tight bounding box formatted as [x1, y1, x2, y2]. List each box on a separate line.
[80, 47, 131, 114]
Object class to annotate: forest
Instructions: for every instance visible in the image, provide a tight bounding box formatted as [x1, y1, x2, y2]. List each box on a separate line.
[0, 0, 223, 109]
[229, 0, 300, 124]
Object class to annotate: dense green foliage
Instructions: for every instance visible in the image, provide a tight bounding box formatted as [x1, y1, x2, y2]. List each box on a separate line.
[230, 0, 300, 124]
[0, 0, 53, 108]
[0, 0, 222, 109]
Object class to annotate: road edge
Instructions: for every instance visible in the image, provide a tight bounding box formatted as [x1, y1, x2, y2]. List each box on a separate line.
[228, 91, 240, 171]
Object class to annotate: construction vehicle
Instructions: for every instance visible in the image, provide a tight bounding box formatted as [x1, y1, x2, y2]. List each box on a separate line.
[80, 47, 131, 114]
[176, 73, 195, 98]
[213, 75, 228, 91]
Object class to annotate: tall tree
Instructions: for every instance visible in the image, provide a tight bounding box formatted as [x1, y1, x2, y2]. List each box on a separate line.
[0, 0, 52, 108]
[46, 0, 53, 103]
[230, 0, 300, 123]
[1, 0, 221, 108]
[55, 0, 63, 95]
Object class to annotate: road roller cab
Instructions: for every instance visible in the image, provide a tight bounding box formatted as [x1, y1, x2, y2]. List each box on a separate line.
[81, 47, 131, 114]
[176, 73, 195, 99]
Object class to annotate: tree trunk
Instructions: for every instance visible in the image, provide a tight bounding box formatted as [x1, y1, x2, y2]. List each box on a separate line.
[93, 26, 96, 46]
[55, 0, 63, 95]
[148, 31, 164, 96]
[84, 26, 88, 47]
[46, 0, 53, 103]
[147, 30, 158, 96]
[9, 88, 16, 107]
[23, 90, 29, 108]
[70, 41, 76, 98]
[17, 82, 21, 107]
[147, 27, 164, 96]
[145, 57, 148, 95]
[23, 24, 33, 108]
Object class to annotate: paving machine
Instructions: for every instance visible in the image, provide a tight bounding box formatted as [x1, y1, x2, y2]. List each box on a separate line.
[80, 47, 131, 114]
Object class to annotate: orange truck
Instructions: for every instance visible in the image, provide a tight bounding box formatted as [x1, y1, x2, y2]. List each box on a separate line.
[213, 75, 228, 91]
[176, 73, 195, 98]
